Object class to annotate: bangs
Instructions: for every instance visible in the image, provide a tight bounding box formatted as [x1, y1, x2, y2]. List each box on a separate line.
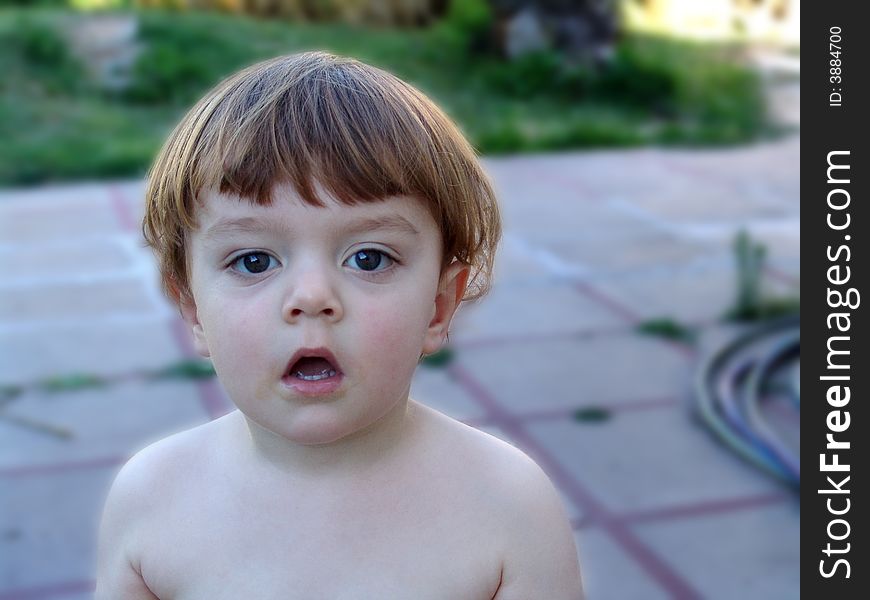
[189, 53, 477, 217]
[144, 52, 500, 303]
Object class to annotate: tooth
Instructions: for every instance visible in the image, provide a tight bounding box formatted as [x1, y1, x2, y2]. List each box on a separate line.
[292, 369, 337, 382]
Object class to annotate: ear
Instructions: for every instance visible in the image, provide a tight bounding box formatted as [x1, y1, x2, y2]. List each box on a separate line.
[178, 293, 211, 358]
[422, 262, 470, 356]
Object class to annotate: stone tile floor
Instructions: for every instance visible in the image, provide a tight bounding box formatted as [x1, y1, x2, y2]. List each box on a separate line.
[0, 133, 799, 599]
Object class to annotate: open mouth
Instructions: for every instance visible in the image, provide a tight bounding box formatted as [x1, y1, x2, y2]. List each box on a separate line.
[285, 348, 342, 382]
[290, 357, 337, 381]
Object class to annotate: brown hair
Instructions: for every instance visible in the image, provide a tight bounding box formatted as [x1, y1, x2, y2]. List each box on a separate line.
[143, 51, 501, 305]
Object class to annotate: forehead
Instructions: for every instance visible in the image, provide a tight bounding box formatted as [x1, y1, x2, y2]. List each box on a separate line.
[193, 185, 439, 240]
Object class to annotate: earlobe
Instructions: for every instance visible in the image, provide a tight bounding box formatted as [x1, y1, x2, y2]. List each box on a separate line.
[422, 262, 470, 356]
[178, 295, 211, 358]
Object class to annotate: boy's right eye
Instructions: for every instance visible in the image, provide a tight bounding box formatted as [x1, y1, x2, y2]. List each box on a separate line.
[230, 252, 278, 275]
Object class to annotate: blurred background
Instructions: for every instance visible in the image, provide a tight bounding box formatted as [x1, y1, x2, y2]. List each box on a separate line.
[1, 1, 799, 598]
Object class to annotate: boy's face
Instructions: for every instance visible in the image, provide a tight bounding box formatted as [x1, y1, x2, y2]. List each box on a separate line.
[181, 184, 467, 446]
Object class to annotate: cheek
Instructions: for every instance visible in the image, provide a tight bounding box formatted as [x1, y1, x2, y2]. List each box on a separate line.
[200, 295, 273, 362]
[361, 299, 430, 360]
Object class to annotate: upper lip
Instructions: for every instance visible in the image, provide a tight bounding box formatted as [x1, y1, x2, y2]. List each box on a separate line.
[285, 347, 342, 375]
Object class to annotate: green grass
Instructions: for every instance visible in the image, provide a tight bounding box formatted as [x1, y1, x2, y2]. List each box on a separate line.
[636, 317, 697, 343]
[1, 6, 771, 185]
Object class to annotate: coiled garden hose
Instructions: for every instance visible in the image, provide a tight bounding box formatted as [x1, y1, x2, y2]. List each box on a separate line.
[694, 313, 800, 488]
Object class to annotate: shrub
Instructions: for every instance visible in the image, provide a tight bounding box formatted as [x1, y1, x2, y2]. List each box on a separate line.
[0, 13, 87, 95]
[123, 14, 254, 104]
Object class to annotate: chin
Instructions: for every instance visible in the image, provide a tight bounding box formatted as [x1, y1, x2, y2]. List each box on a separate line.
[275, 412, 367, 446]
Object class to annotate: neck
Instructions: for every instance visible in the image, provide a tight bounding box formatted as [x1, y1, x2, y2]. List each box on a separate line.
[234, 397, 420, 483]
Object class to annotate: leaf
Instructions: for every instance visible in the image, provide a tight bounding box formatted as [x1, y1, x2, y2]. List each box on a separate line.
[150, 359, 216, 380]
[39, 373, 105, 393]
[421, 347, 455, 368]
[573, 406, 612, 423]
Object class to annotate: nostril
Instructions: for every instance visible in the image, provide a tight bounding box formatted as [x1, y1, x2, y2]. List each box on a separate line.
[323, 308, 334, 316]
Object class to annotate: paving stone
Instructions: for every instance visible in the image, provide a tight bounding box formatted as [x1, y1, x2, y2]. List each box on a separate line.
[575, 528, 670, 600]
[451, 281, 625, 341]
[538, 230, 713, 275]
[485, 149, 673, 201]
[593, 265, 738, 323]
[0, 277, 161, 323]
[106, 179, 147, 228]
[627, 177, 790, 225]
[0, 235, 136, 283]
[410, 366, 487, 422]
[658, 139, 800, 197]
[525, 408, 783, 514]
[0, 134, 800, 597]
[0, 380, 211, 470]
[0, 468, 112, 591]
[680, 222, 800, 266]
[592, 262, 799, 323]
[632, 500, 800, 600]
[497, 184, 652, 242]
[489, 234, 562, 285]
[0, 191, 119, 244]
[457, 334, 692, 413]
[0, 319, 185, 384]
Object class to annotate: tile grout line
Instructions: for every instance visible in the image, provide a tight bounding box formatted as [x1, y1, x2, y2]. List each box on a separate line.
[448, 362, 704, 600]
[0, 455, 126, 478]
[569, 491, 790, 531]
[0, 580, 95, 600]
[616, 492, 792, 526]
[571, 280, 698, 360]
[764, 264, 800, 288]
[107, 185, 230, 422]
[167, 318, 232, 421]
[453, 316, 720, 352]
[0, 398, 673, 478]
[464, 396, 679, 428]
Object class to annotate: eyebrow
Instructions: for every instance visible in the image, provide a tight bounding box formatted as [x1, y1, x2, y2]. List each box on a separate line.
[201, 214, 420, 241]
[342, 215, 420, 237]
[202, 216, 276, 241]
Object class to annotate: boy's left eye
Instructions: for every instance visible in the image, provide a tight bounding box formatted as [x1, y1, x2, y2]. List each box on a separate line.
[345, 249, 393, 272]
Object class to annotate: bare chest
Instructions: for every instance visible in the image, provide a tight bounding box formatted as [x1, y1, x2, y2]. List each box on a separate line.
[139, 481, 503, 600]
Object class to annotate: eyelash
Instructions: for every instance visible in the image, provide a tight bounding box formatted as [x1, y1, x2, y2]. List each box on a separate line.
[225, 248, 400, 279]
[227, 251, 279, 277]
[343, 248, 398, 276]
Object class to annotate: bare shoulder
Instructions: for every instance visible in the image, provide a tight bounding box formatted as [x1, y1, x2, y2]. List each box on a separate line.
[107, 412, 230, 507]
[95, 413, 235, 598]
[415, 404, 585, 599]
[414, 402, 560, 498]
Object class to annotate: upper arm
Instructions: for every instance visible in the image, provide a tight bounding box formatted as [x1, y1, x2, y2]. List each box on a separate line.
[94, 452, 162, 600]
[492, 453, 585, 600]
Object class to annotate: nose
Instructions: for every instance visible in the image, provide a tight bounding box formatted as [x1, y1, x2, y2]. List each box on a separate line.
[281, 265, 344, 324]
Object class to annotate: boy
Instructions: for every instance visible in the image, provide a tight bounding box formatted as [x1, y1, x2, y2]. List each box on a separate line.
[96, 52, 584, 599]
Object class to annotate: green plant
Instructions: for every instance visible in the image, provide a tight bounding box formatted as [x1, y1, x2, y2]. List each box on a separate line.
[123, 14, 255, 105]
[637, 318, 697, 343]
[0, 8, 771, 185]
[149, 359, 216, 379]
[735, 229, 764, 316]
[39, 373, 105, 392]
[724, 229, 799, 322]
[435, 0, 493, 54]
[421, 346, 455, 368]
[573, 406, 612, 423]
[0, 13, 87, 95]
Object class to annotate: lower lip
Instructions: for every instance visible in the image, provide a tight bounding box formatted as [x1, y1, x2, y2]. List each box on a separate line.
[281, 372, 344, 397]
